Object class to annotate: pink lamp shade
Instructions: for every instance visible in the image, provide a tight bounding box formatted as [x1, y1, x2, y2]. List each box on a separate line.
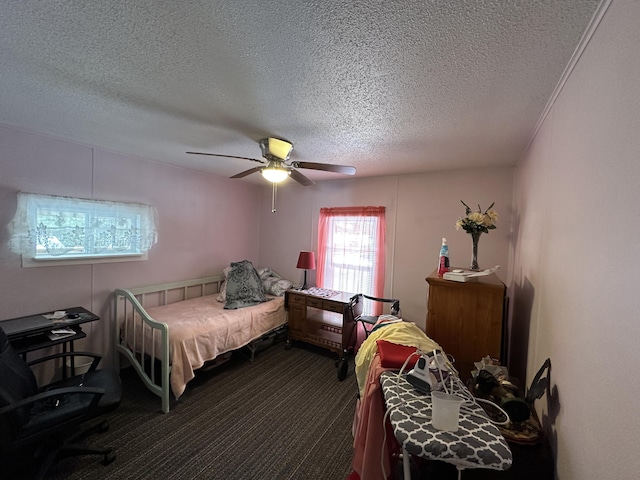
[296, 251, 316, 289]
[296, 251, 316, 270]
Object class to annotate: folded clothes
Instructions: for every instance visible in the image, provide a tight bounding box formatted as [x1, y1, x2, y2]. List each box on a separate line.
[376, 339, 420, 369]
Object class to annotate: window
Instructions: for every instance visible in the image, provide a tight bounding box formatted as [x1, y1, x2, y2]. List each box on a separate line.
[316, 206, 385, 300]
[9, 192, 158, 265]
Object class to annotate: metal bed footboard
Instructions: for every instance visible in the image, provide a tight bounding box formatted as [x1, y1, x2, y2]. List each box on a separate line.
[113, 275, 224, 413]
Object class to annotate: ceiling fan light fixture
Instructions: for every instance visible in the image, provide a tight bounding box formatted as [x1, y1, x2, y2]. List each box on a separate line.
[260, 137, 293, 160]
[188, 137, 354, 190]
[261, 164, 290, 183]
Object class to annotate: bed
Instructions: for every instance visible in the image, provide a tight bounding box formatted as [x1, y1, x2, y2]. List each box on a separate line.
[113, 265, 289, 413]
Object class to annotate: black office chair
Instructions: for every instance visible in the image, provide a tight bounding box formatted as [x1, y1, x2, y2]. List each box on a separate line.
[353, 294, 401, 338]
[0, 326, 122, 479]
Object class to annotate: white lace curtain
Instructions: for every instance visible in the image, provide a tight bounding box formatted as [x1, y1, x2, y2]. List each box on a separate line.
[9, 192, 158, 258]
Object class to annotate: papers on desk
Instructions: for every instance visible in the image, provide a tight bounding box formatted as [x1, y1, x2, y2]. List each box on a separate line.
[46, 328, 76, 341]
[43, 310, 83, 324]
[301, 287, 339, 298]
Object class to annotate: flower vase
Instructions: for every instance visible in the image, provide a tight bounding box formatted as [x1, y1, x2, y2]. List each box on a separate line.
[470, 232, 481, 271]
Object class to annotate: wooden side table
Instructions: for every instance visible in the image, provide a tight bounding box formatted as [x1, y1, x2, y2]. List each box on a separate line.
[284, 289, 361, 379]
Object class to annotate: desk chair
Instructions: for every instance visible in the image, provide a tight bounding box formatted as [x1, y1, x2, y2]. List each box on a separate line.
[353, 294, 401, 338]
[0, 326, 122, 479]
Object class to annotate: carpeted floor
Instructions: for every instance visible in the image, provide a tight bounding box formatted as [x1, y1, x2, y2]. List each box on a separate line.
[43, 341, 358, 480]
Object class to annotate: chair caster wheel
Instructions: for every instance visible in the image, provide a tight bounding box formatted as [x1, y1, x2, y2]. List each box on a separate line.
[336, 358, 348, 381]
[285, 340, 292, 350]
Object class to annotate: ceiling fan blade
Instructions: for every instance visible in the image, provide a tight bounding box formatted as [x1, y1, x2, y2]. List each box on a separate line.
[231, 167, 263, 179]
[292, 161, 356, 175]
[186, 152, 264, 164]
[290, 169, 315, 186]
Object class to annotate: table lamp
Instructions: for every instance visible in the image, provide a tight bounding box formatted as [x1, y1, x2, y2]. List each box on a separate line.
[296, 251, 316, 290]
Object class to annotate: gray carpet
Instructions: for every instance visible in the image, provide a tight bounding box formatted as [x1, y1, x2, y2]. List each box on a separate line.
[46, 342, 358, 480]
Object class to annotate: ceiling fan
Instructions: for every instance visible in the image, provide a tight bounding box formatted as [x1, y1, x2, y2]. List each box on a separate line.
[186, 137, 356, 186]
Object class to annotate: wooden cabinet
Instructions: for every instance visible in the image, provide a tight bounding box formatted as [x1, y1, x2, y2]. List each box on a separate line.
[425, 269, 506, 381]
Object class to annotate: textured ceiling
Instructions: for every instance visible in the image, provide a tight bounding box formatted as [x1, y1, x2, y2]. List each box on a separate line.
[1, 0, 601, 184]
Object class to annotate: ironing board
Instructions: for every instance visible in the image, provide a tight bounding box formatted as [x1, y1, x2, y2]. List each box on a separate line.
[380, 371, 512, 479]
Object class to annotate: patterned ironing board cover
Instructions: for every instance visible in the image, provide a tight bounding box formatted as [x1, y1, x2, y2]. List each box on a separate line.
[380, 371, 513, 471]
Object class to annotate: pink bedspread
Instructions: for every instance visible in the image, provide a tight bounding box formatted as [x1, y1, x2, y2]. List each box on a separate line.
[127, 295, 285, 399]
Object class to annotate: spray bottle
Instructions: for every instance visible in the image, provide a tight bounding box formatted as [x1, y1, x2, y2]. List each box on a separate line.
[438, 237, 450, 275]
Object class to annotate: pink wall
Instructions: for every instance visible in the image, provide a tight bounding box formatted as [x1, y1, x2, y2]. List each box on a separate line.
[511, 1, 640, 478]
[0, 125, 263, 362]
[1, 121, 515, 357]
[257, 168, 514, 331]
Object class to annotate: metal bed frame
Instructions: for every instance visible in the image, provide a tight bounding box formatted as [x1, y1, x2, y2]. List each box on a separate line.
[113, 275, 285, 413]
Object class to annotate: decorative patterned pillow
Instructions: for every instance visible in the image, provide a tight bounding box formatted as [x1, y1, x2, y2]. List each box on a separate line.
[217, 264, 293, 301]
[262, 276, 293, 296]
[224, 260, 267, 309]
[257, 267, 293, 296]
[257, 267, 273, 279]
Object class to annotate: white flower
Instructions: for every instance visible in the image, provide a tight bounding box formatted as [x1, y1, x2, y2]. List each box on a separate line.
[456, 201, 498, 234]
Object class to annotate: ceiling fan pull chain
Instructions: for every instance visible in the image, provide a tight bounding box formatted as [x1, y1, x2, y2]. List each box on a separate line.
[271, 182, 277, 213]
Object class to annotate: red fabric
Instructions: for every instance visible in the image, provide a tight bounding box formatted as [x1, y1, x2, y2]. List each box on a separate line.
[376, 339, 420, 369]
[351, 354, 399, 480]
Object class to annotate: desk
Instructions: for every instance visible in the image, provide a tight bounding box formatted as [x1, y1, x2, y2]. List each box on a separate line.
[380, 371, 512, 479]
[0, 307, 99, 375]
[284, 288, 361, 379]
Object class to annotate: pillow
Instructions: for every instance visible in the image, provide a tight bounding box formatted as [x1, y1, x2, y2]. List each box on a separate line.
[262, 276, 293, 296]
[215, 266, 233, 302]
[376, 339, 420, 370]
[224, 260, 267, 309]
[217, 265, 293, 300]
[254, 267, 293, 296]
[257, 267, 274, 280]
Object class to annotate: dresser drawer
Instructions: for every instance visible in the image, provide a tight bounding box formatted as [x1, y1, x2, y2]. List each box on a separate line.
[307, 297, 323, 308]
[323, 300, 344, 313]
[288, 293, 307, 306]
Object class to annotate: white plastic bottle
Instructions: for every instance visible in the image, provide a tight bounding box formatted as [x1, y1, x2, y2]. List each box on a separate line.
[438, 237, 450, 275]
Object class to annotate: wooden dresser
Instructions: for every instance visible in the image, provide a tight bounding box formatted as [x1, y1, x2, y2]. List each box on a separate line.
[425, 269, 506, 381]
